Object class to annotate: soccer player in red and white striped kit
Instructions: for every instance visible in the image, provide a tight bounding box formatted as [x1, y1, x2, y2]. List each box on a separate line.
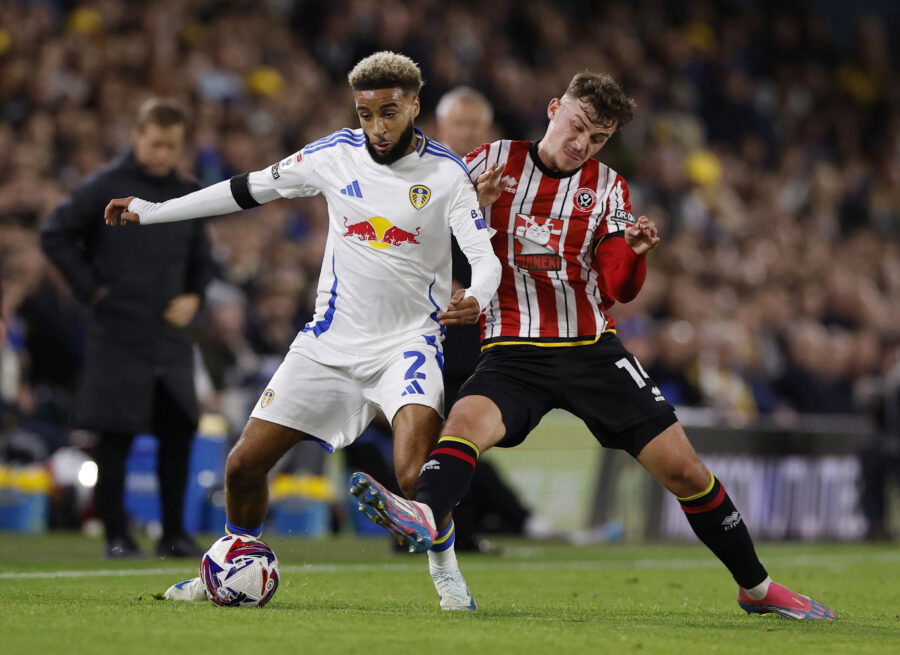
[352, 71, 834, 619]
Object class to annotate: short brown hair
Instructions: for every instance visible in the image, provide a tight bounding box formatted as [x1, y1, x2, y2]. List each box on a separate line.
[347, 51, 424, 95]
[136, 97, 188, 130]
[564, 71, 636, 129]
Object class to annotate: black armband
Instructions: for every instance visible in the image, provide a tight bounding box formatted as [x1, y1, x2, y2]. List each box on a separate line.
[229, 173, 261, 209]
[592, 229, 626, 252]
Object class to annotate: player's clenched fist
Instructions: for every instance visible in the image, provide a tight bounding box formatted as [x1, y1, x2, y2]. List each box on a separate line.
[104, 197, 139, 225]
[437, 288, 481, 326]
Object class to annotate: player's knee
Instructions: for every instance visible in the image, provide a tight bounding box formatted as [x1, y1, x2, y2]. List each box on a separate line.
[225, 449, 265, 491]
[665, 459, 710, 497]
[441, 397, 505, 451]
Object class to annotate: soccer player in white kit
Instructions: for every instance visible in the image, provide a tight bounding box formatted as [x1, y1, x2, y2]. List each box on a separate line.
[105, 52, 501, 611]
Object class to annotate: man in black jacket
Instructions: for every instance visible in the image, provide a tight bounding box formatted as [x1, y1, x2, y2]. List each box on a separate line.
[42, 98, 213, 558]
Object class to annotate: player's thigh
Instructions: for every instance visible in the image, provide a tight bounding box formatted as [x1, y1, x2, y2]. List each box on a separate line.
[451, 346, 554, 449]
[635, 421, 710, 497]
[368, 337, 446, 432]
[227, 417, 308, 481]
[441, 395, 507, 453]
[250, 347, 375, 451]
[562, 334, 677, 456]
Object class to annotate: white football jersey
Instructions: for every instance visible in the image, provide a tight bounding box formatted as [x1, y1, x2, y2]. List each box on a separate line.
[247, 128, 499, 354]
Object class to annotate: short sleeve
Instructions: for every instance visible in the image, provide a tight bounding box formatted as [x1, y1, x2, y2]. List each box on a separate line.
[463, 143, 490, 184]
[600, 173, 635, 234]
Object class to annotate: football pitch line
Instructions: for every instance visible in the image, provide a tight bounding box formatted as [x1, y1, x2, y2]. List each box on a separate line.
[2, 550, 897, 580]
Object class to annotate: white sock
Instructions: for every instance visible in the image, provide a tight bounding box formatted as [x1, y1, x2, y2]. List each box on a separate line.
[428, 544, 458, 573]
[743, 576, 772, 600]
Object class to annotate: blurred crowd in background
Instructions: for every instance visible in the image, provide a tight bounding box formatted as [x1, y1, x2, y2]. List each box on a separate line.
[0, 0, 898, 465]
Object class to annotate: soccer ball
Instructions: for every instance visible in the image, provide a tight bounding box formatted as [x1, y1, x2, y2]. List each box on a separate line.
[200, 534, 280, 607]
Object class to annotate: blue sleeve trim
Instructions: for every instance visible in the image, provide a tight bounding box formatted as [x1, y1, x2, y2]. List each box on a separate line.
[303, 138, 365, 154]
[423, 145, 471, 178]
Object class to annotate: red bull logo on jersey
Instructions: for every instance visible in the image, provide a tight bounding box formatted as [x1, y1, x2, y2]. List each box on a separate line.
[343, 216, 421, 250]
[513, 214, 563, 271]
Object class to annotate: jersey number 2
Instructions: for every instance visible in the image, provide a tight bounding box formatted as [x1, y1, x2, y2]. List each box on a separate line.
[403, 351, 427, 380]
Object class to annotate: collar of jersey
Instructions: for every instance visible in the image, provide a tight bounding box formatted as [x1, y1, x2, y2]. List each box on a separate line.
[529, 140, 582, 179]
[414, 128, 428, 156]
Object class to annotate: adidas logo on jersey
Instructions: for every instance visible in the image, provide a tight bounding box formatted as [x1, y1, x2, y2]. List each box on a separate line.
[420, 459, 441, 474]
[340, 180, 363, 198]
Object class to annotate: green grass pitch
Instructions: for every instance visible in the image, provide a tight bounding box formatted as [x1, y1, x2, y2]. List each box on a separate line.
[1, 533, 898, 654]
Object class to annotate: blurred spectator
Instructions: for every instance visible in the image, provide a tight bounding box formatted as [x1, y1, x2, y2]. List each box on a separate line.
[435, 86, 496, 159]
[41, 98, 213, 559]
[858, 340, 900, 541]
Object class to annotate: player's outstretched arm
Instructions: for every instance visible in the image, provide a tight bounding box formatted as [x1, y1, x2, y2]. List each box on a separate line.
[104, 170, 283, 226]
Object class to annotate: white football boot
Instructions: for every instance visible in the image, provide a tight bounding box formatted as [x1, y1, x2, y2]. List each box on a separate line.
[163, 577, 207, 601]
[429, 565, 477, 611]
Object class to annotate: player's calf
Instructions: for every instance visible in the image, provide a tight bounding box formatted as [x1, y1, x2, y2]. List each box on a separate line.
[677, 473, 769, 591]
[415, 436, 481, 522]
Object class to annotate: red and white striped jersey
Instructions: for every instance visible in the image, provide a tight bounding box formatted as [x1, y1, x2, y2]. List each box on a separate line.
[465, 139, 640, 347]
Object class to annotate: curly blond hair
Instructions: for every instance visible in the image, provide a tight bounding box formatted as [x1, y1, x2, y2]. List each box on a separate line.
[348, 51, 424, 95]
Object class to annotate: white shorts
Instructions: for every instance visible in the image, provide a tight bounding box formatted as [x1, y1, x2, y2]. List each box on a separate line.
[249, 334, 445, 451]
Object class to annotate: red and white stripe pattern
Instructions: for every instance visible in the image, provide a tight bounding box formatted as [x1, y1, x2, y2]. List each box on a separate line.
[465, 140, 634, 346]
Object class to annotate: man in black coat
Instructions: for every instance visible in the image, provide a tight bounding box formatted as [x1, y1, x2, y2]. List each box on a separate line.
[42, 98, 213, 558]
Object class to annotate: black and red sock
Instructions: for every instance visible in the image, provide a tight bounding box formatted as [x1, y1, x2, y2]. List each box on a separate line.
[416, 436, 479, 521]
[678, 474, 768, 589]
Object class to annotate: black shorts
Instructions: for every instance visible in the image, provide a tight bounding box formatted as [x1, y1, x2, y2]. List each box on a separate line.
[455, 333, 677, 457]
